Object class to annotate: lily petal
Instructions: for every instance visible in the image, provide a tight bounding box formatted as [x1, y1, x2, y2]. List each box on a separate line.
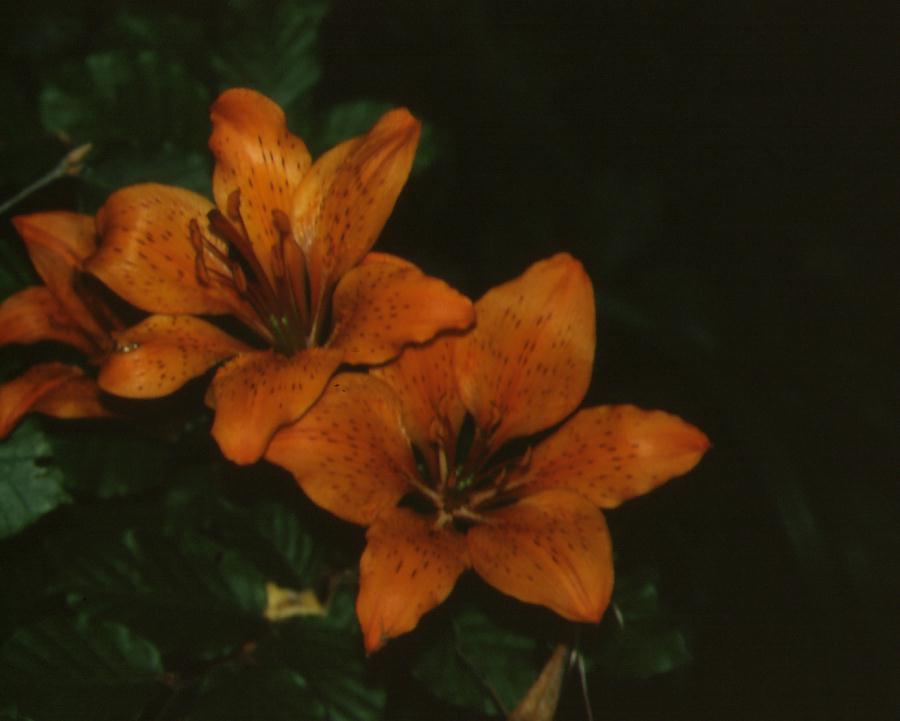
[292, 108, 420, 307]
[455, 253, 595, 454]
[371, 335, 466, 473]
[511, 405, 711, 508]
[357, 506, 469, 653]
[207, 347, 343, 465]
[209, 88, 312, 279]
[90, 184, 240, 316]
[266, 373, 416, 525]
[0, 287, 98, 357]
[328, 255, 474, 365]
[98, 315, 251, 399]
[468, 489, 613, 623]
[12, 212, 109, 347]
[0, 363, 108, 438]
[30, 373, 112, 422]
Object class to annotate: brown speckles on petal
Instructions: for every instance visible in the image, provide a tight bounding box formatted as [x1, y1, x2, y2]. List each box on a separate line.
[209, 88, 312, 280]
[357, 506, 469, 653]
[372, 332, 466, 465]
[328, 254, 474, 365]
[468, 489, 613, 623]
[208, 346, 342, 465]
[90, 184, 235, 315]
[455, 253, 595, 453]
[265, 373, 416, 525]
[292, 109, 420, 306]
[510, 405, 711, 508]
[97, 315, 251, 399]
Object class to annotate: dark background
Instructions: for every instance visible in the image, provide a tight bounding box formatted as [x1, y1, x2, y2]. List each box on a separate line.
[2, 1, 897, 719]
[319, 5, 897, 716]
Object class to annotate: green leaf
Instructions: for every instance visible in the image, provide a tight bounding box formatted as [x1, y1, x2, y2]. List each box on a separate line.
[55, 526, 266, 658]
[0, 420, 69, 539]
[50, 428, 172, 498]
[0, 615, 163, 721]
[257, 587, 386, 721]
[231, 502, 323, 588]
[413, 605, 538, 715]
[40, 50, 210, 149]
[82, 145, 212, 197]
[590, 571, 692, 679]
[163, 475, 322, 588]
[189, 664, 326, 721]
[210, 0, 327, 112]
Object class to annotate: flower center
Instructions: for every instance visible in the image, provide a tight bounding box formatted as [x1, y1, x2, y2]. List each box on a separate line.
[410, 422, 532, 530]
[190, 190, 317, 356]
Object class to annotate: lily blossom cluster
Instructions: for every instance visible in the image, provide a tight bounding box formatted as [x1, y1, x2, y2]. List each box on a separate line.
[0, 89, 473, 458]
[0, 88, 709, 653]
[266, 253, 710, 652]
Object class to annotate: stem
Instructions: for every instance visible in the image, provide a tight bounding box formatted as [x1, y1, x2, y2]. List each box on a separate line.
[0, 143, 91, 216]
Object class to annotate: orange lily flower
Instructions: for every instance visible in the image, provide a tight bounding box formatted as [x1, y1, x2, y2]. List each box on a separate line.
[0, 212, 117, 437]
[86, 88, 474, 464]
[265, 253, 710, 652]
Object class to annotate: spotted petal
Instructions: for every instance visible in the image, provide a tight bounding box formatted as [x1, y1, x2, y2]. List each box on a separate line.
[468, 489, 613, 623]
[98, 315, 251, 399]
[265, 373, 416, 526]
[357, 506, 469, 653]
[13, 212, 109, 348]
[209, 88, 312, 280]
[0, 363, 110, 438]
[328, 254, 474, 365]
[371, 334, 466, 475]
[455, 253, 595, 454]
[510, 405, 710, 508]
[292, 108, 420, 307]
[207, 347, 343, 465]
[0, 287, 98, 357]
[90, 184, 240, 316]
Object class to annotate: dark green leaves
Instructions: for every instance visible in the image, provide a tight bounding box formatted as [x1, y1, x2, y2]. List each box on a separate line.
[414, 606, 538, 716]
[40, 51, 210, 150]
[0, 421, 68, 540]
[210, 0, 328, 113]
[189, 665, 326, 721]
[590, 572, 692, 680]
[0, 615, 164, 721]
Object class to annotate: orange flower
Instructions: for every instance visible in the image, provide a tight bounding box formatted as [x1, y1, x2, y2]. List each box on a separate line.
[0, 212, 117, 437]
[86, 88, 474, 464]
[265, 253, 710, 652]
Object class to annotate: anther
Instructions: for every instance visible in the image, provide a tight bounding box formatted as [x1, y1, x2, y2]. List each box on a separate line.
[226, 189, 242, 222]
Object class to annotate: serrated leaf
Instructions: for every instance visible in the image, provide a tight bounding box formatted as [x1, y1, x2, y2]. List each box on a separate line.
[163, 477, 322, 589]
[235, 502, 322, 588]
[40, 50, 209, 149]
[55, 526, 266, 658]
[590, 572, 692, 679]
[257, 588, 386, 721]
[210, 0, 327, 112]
[82, 146, 212, 197]
[0, 420, 69, 539]
[0, 615, 163, 721]
[189, 664, 326, 721]
[413, 606, 538, 716]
